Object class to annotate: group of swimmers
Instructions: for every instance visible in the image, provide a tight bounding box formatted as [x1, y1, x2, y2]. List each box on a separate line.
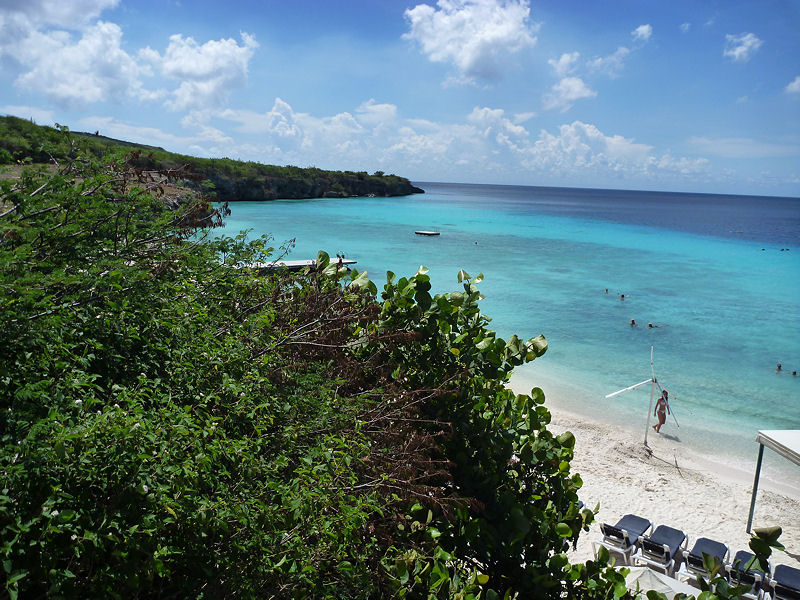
[630, 319, 664, 329]
[604, 288, 666, 329]
[605, 288, 628, 300]
[776, 364, 798, 376]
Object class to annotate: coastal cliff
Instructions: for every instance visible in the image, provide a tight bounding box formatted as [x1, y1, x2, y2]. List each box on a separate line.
[161, 160, 425, 201]
[0, 115, 424, 200]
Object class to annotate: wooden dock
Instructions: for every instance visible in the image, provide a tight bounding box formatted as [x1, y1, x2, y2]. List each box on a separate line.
[239, 258, 357, 272]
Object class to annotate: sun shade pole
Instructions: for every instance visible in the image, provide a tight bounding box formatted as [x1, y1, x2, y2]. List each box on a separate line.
[746, 442, 765, 533]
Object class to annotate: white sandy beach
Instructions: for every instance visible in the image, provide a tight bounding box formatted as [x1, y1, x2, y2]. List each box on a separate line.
[508, 373, 800, 572]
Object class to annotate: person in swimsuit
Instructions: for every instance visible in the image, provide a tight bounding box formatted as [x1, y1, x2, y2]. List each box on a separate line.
[653, 390, 670, 433]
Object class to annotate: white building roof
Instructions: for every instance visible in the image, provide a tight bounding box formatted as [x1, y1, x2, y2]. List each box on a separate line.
[755, 430, 800, 467]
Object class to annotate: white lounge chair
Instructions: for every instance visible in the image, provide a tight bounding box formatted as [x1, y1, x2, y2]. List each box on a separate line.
[592, 514, 652, 566]
[726, 550, 767, 600]
[677, 537, 729, 585]
[633, 524, 688, 576]
[770, 564, 800, 600]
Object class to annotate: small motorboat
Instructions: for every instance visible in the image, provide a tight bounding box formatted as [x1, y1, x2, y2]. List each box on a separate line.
[414, 230, 440, 236]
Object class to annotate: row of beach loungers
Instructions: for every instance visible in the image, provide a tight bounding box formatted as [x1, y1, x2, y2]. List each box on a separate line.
[592, 513, 800, 600]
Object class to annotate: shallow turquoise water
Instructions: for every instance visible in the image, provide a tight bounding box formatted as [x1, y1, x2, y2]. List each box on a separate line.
[212, 183, 800, 476]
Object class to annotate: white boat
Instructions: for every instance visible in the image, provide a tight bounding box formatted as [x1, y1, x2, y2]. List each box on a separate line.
[415, 230, 440, 236]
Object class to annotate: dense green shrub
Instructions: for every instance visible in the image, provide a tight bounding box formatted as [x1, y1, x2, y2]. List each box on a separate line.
[0, 142, 603, 597]
[2, 144, 777, 598]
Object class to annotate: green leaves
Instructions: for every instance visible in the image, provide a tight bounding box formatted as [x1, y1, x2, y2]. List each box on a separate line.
[753, 525, 783, 546]
[747, 526, 784, 572]
[0, 152, 615, 599]
[557, 431, 576, 449]
[556, 522, 573, 538]
[348, 268, 377, 295]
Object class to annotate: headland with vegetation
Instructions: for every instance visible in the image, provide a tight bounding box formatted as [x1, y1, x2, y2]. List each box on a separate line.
[0, 115, 424, 201]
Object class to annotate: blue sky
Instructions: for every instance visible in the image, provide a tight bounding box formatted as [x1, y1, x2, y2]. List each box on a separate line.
[1, 0, 798, 196]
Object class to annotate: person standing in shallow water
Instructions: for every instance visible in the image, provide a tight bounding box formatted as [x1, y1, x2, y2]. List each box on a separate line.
[653, 390, 670, 433]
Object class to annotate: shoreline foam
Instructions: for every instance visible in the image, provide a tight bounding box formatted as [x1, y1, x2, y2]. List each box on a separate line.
[508, 370, 800, 569]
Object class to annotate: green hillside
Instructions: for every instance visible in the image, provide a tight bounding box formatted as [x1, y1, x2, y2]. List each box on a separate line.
[0, 115, 424, 200]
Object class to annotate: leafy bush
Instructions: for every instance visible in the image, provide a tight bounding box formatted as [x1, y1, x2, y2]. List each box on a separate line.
[3, 143, 776, 598]
[0, 143, 595, 598]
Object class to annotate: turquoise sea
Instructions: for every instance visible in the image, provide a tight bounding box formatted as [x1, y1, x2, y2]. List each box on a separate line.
[213, 182, 800, 484]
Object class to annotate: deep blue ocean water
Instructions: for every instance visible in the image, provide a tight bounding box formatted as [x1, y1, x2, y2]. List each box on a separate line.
[213, 182, 800, 480]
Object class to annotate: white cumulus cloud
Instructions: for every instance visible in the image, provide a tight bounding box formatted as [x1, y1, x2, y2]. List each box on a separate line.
[525, 121, 708, 178]
[584, 26, 650, 79]
[356, 99, 399, 128]
[403, 0, 538, 83]
[785, 76, 800, 95]
[467, 106, 529, 150]
[587, 46, 630, 78]
[0, 0, 259, 111]
[0, 2, 160, 107]
[217, 98, 368, 159]
[723, 32, 763, 62]
[542, 77, 597, 112]
[548, 52, 579, 78]
[218, 99, 304, 140]
[632, 24, 652, 42]
[513, 111, 536, 124]
[11, 21, 152, 106]
[143, 33, 259, 111]
[179, 99, 715, 188]
[0, 0, 119, 29]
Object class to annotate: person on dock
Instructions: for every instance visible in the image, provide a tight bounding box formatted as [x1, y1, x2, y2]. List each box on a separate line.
[653, 390, 670, 433]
